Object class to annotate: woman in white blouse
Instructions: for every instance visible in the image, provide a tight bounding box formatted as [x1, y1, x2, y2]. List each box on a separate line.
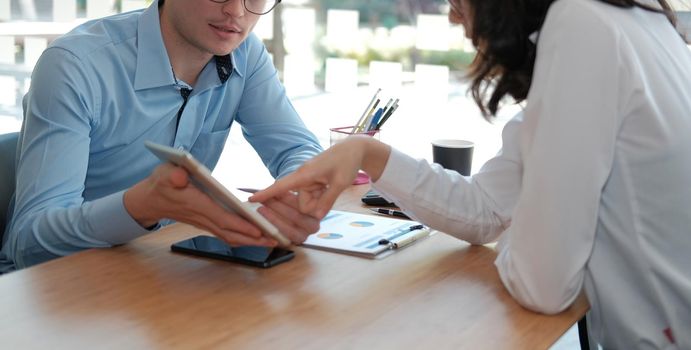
[252, 0, 691, 347]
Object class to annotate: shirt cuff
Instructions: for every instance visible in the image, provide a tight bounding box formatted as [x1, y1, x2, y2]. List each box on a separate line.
[85, 190, 153, 244]
[371, 147, 420, 205]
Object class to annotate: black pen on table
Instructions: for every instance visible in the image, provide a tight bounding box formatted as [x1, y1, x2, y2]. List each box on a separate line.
[237, 187, 259, 194]
[369, 207, 411, 220]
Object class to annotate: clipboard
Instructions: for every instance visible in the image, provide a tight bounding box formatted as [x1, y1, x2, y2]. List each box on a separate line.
[303, 210, 432, 259]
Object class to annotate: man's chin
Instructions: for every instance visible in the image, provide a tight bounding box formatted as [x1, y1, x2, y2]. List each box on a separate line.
[211, 43, 241, 56]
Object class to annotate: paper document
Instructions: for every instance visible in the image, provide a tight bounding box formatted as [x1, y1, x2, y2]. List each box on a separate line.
[303, 210, 432, 259]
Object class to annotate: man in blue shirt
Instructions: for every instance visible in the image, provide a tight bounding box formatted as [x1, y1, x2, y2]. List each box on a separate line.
[0, 0, 323, 271]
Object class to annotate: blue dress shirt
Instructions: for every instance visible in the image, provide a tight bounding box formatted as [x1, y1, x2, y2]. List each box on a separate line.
[0, 2, 321, 271]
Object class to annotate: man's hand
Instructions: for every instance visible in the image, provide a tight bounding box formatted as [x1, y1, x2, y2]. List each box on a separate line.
[124, 163, 276, 247]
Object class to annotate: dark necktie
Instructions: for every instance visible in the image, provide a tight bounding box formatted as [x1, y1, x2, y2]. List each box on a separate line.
[215, 54, 232, 83]
[175, 87, 192, 133]
[173, 54, 232, 137]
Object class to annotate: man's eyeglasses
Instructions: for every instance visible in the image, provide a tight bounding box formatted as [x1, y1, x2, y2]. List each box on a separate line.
[209, 0, 282, 15]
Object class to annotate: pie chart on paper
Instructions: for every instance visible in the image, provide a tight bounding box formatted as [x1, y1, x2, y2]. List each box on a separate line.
[349, 221, 374, 228]
[317, 233, 343, 239]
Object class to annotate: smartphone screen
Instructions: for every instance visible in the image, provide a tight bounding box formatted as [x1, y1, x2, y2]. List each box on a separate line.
[171, 235, 295, 268]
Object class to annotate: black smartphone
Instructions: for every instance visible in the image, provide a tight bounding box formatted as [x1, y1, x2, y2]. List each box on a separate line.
[361, 189, 396, 207]
[171, 235, 295, 268]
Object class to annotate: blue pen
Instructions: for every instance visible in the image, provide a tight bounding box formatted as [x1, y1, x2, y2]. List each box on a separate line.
[367, 108, 384, 131]
[379, 98, 394, 120]
[375, 101, 399, 130]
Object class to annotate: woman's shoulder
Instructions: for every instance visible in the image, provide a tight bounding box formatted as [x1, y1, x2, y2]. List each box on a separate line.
[546, 0, 660, 30]
[540, 0, 627, 49]
[546, 0, 622, 28]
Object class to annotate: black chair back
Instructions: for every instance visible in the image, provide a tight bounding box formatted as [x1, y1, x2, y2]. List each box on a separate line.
[0, 132, 19, 243]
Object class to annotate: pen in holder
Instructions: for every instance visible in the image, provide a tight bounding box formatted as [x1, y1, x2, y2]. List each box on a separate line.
[329, 126, 382, 185]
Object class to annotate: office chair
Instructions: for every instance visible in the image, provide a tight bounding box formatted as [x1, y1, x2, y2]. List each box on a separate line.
[579, 316, 590, 349]
[0, 132, 19, 244]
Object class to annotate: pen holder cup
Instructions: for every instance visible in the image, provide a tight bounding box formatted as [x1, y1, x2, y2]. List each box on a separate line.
[329, 126, 381, 185]
[329, 126, 381, 147]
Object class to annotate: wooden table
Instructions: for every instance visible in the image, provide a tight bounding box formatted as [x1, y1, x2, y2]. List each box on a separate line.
[0, 185, 587, 349]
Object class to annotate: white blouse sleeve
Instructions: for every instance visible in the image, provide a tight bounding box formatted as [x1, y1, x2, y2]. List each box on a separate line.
[495, 2, 624, 314]
[373, 112, 524, 245]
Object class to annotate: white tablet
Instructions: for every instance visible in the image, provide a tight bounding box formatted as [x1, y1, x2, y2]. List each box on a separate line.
[144, 141, 291, 247]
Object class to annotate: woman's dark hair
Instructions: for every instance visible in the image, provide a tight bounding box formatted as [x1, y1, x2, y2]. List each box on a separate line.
[467, 0, 680, 118]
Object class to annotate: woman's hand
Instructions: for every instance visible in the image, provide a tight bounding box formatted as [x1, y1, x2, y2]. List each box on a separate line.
[255, 191, 321, 244]
[250, 136, 392, 219]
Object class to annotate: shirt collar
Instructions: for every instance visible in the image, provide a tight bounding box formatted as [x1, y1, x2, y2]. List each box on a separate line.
[186, 53, 241, 94]
[134, 0, 174, 91]
[227, 51, 242, 79]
